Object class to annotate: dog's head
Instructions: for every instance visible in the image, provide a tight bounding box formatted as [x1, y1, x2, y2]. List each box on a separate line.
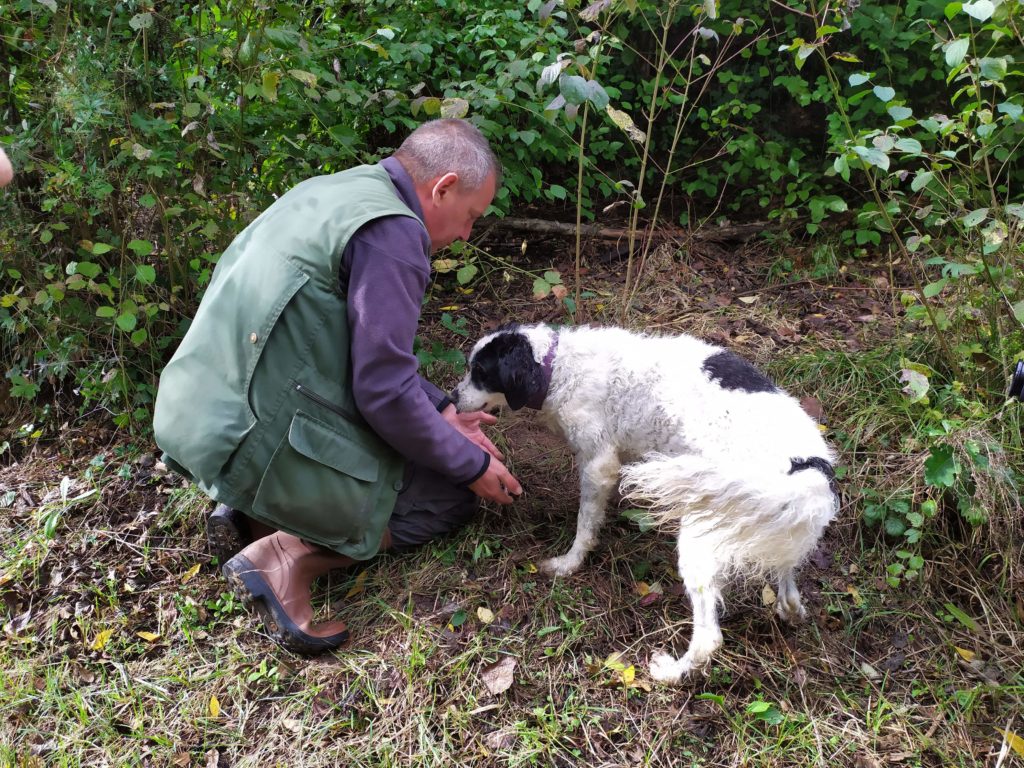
[453, 324, 546, 412]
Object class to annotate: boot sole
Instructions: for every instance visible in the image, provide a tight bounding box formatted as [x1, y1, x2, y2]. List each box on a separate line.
[207, 508, 247, 562]
[222, 555, 349, 654]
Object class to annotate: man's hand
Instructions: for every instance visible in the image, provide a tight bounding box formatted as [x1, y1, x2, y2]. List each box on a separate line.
[468, 457, 522, 505]
[440, 403, 504, 461]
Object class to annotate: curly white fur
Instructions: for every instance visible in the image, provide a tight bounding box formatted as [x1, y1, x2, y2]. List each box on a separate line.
[454, 324, 838, 684]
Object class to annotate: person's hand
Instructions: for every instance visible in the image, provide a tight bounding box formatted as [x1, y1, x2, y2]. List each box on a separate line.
[468, 457, 522, 505]
[440, 403, 504, 461]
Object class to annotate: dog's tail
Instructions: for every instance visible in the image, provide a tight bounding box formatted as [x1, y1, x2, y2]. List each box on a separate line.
[619, 452, 839, 571]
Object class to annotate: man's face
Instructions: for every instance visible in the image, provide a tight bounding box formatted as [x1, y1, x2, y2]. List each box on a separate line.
[420, 172, 496, 254]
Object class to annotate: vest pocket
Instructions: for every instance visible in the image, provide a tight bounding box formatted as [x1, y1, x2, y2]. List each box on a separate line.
[251, 410, 384, 548]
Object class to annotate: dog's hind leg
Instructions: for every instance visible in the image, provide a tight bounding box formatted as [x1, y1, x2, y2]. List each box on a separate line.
[650, 526, 725, 684]
[541, 447, 620, 577]
[775, 569, 807, 623]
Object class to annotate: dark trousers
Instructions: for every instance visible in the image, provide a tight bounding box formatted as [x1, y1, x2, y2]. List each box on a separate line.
[387, 462, 480, 552]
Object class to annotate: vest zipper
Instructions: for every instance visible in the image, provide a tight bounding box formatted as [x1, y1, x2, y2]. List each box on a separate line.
[293, 382, 364, 425]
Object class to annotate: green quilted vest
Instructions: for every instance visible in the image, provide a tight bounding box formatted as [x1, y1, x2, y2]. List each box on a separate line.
[153, 164, 419, 559]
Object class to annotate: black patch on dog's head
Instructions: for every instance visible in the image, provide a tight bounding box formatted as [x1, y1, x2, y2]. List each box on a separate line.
[470, 330, 542, 411]
[701, 350, 778, 393]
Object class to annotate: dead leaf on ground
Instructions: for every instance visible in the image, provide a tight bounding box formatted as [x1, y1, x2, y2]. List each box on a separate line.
[480, 656, 517, 696]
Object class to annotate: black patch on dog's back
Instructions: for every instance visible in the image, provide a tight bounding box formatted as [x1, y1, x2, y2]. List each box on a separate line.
[470, 330, 542, 411]
[702, 350, 778, 393]
[789, 456, 839, 497]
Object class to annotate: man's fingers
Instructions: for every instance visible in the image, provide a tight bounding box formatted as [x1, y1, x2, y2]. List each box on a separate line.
[478, 435, 504, 461]
[475, 411, 498, 425]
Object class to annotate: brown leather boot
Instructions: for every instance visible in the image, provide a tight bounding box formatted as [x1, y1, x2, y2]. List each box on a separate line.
[222, 529, 394, 654]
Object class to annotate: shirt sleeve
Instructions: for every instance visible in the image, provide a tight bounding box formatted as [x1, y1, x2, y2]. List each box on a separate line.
[345, 215, 488, 485]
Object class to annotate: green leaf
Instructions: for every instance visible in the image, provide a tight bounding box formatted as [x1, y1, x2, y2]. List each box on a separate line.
[944, 2, 963, 19]
[92, 242, 114, 255]
[979, 57, 1007, 81]
[584, 80, 610, 110]
[40, 230, 53, 244]
[96, 306, 117, 318]
[943, 602, 979, 631]
[127, 239, 154, 257]
[456, 264, 478, 285]
[76, 262, 102, 279]
[962, 0, 994, 20]
[129, 12, 153, 30]
[945, 38, 969, 68]
[997, 101, 1023, 121]
[911, 171, 934, 192]
[130, 329, 148, 345]
[848, 73, 871, 87]
[884, 516, 907, 537]
[532, 278, 551, 298]
[924, 445, 958, 488]
[139, 193, 157, 208]
[264, 27, 301, 50]
[872, 85, 896, 103]
[923, 279, 947, 298]
[116, 313, 138, 332]
[620, 508, 657, 532]
[887, 105, 913, 122]
[895, 138, 922, 154]
[960, 208, 989, 228]
[559, 75, 589, 105]
[135, 264, 157, 284]
[548, 184, 567, 200]
[852, 145, 890, 171]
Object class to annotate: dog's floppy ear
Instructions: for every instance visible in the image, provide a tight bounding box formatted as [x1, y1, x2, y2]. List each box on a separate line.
[494, 333, 542, 411]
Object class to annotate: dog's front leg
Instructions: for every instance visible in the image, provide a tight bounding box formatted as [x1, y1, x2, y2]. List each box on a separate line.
[541, 448, 620, 577]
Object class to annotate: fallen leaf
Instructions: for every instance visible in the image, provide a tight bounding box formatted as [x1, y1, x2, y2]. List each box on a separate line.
[137, 631, 160, 642]
[762, 583, 777, 607]
[205, 749, 220, 768]
[282, 718, 303, 734]
[954, 646, 975, 662]
[523, 562, 538, 574]
[1000, 729, 1024, 757]
[551, 284, 568, 300]
[181, 563, 201, 583]
[209, 695, 221, 718]
[345, 569, 368, 598]
[847, 585, 865, 607]
[738, 294, 760, 304]
[860, 662, 880, 680]
[480, 656, 517, 696]
[90, 628, 114, 651]
[476, 606, 495, 624]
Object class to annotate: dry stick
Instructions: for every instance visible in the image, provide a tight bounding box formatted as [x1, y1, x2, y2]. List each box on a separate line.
[478, 216, 772, 243]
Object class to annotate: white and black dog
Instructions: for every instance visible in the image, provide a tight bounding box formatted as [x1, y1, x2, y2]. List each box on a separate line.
[453, 323, 838, 684]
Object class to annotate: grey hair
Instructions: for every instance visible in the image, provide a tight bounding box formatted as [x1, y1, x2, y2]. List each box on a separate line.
[394, 119, 502, 190]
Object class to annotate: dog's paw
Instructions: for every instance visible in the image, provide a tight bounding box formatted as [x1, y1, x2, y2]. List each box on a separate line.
[539, 555, 582, 577]
[649, 652, 691, 685]
[775, 595, 807, 624]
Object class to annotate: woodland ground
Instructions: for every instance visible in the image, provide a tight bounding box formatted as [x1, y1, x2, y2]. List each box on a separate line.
[1, 227, 1022, 767]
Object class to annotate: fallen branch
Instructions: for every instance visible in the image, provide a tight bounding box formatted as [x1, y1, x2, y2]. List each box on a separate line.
[478, 216, 774, 243]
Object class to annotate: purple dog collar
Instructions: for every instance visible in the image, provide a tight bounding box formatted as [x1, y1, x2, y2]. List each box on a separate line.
[525, 333, 559, 410]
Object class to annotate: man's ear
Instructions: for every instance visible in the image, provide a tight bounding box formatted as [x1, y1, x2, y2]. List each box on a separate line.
[496, 336, 541, 411]
[430, 172, 459, 205]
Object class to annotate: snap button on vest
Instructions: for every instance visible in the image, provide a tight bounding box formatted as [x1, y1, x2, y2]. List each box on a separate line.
[393, 479, 404, 491]
[249, 332, 258, 343]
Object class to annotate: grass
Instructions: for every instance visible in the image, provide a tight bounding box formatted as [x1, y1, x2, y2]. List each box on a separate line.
[2, 245, 1023, 767]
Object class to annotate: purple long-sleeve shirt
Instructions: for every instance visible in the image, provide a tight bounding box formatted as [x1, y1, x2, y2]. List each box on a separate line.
[338, 157, 488, 486]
